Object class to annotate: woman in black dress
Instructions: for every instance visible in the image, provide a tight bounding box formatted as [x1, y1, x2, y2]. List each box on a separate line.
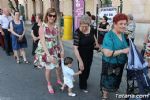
[97, 16, 110, 45]
[73, 15, 99, 92]
[31, 13, 43, 56]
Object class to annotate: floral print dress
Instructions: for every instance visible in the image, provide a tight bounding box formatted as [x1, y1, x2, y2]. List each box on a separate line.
[144, 33, 150, 59]
[34, 23, 61, 69]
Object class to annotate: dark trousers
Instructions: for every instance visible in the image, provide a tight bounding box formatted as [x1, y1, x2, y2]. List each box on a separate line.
[3, 29, 13, 54]
[78, 48, 93, 90]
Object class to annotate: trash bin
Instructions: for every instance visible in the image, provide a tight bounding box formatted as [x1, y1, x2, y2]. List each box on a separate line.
[62, 16, 73, 40]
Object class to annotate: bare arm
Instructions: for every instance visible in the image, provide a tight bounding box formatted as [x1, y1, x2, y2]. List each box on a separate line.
[58, 29, 64, 55]
[94, 35, 100, 48]
[39, 26, 50, 56]
[102, 48, 129, 57]
[22, 21, 25, 36]
[144, 34, 149, 43]
[98, 25, 110, 32]
[74, 46, 82, 62]
[74, 70, 82, 76]
[0, 25, 4, 35]
[10, 22, 20, 37]
[73, 46, 84, 71]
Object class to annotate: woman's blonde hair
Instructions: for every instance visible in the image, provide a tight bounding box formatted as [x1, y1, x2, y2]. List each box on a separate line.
[44, 8, 57, 23]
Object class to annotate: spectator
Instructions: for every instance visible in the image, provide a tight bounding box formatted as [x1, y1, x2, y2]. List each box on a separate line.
[91, 15, 97, 30]
[31, 13, 43, 56]
[9, 11, 28, 64]
[60, 12, 64, 38]
[97, 16, 110, 45]
[31, 14, 36, 24]
[125, 14, 136, 45]
[0, 8, 13, 56]
[144, 28, 150, 68]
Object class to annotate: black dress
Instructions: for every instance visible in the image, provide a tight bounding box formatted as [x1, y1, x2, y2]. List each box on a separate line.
[32, 23, 40, 55]
[73, 28, 95, 90]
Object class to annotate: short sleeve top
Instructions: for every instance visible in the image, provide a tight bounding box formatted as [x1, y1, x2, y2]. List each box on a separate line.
[61, 59, 75, 81]
[102, 30, 128, 64]
[73, 28, 95, 50]
[32, 23, 40, 37]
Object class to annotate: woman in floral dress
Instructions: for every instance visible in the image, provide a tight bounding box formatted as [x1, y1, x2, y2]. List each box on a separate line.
[34, 8, 64, 94]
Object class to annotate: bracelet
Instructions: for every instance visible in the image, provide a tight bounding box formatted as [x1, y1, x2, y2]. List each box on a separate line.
[112, 51, 115, 56]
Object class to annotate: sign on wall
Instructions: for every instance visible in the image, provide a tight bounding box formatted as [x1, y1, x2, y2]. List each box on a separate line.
[98, 7, 117, 23]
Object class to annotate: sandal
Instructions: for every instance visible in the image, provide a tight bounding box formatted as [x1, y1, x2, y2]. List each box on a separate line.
[101, 91, 108, 100]
[16, 60, 20, 64]
[48, 85, 55, 94]
[101, 97, 108, 100]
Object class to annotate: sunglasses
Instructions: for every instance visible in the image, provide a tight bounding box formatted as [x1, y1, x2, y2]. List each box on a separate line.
[48, 14, 56, 18]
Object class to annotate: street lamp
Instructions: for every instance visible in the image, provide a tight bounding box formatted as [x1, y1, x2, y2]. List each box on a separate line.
[120, 0, 123, 13]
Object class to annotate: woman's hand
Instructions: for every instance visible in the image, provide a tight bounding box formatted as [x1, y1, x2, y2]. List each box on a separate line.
[33, 37, 39, 42]
[18, 35, 23, 40]
[79, 61, 84, 71]
[121, 48, 129, 54]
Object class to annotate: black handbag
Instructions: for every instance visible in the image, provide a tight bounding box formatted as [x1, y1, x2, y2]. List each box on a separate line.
[17, 35, 27, 43]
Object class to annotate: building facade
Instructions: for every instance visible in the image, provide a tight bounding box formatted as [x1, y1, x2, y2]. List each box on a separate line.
[0, 0, 150, 23]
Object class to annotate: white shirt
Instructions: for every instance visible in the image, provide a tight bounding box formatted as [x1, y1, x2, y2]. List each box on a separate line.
[61, 60, 75, 81]
[0, 15, 12, 29]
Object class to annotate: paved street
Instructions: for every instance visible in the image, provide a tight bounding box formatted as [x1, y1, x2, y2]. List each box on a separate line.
[0, 25, 128, 100]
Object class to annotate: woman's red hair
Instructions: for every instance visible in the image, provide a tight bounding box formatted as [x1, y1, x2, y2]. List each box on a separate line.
[113, 13, 128, 24]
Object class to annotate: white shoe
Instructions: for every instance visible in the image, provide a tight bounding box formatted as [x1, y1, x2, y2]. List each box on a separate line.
[82, 89, 88, 93]
[68, 93, 76, 97]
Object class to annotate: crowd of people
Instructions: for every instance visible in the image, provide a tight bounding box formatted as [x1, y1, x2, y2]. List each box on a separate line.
[0, 7, 150, 99]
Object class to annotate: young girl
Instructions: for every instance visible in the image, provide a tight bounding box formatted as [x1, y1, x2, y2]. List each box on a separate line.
[61, 57, 82, 97]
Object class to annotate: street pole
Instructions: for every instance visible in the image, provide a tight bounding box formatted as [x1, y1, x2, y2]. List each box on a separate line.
[120, 0, 123, 13]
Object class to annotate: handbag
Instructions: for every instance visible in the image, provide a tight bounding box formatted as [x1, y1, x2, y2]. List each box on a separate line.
[17, 35, 26, 43]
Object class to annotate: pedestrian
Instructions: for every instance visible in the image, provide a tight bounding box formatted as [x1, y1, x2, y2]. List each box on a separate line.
[144, 28, 150, 68]
[31, 14, 36, 24]
[61, 57, 82, 97]
[0, 8, 2, 15]
[97, 16, 110, 45]
[0, 8, 13, 56]
[100, 13, 129, 100]
[86, 11, 92, 20]
[73, 15, 99, 93]
[34, 8, 64, 94]
[125, 14, 136, 45]
[0, 13, 5, 49]
[31, 13, 43, 56]
[91, 15, 97, 30]
[9, 11, 28, 64]
[60, 12, 64, 38]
